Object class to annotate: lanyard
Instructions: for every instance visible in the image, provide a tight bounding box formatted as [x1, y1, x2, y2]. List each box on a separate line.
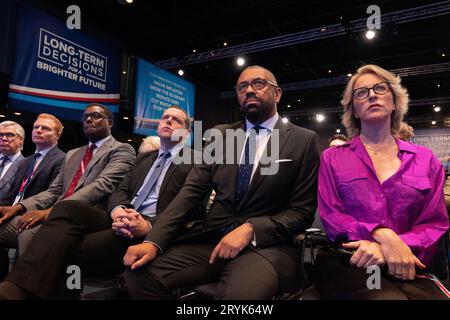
[416, 273, 450, 299]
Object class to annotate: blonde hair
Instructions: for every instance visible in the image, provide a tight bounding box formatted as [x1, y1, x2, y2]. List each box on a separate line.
[341, 64, 409, 138]
[396, 121, 415, 141]
[36, 113, 64, 137]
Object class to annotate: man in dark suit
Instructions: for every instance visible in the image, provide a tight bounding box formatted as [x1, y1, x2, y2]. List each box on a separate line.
[0, 106, 197, 299]
[0, 121, 25, 200]
[0, 104, 135, 241]
[122, 65, 320, 299]
[0, 114, 65, 280]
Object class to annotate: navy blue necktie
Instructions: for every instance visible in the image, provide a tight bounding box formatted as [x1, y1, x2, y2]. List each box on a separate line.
[19, 153, 41, 195]
[132, 151, 171, 211]
[235, 126, 262, 204]
[0, 156, 9, 178]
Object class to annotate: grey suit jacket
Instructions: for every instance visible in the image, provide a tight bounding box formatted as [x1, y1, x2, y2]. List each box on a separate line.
[0, 153, 25, 199]
[20, 136, 136, 211]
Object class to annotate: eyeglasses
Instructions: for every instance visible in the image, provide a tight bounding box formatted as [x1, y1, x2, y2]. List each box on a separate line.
[82, 112, 109, 121]
[0, 132, 18, 141]
[352, 81, 391, 101]
[235, 78, 278, 94]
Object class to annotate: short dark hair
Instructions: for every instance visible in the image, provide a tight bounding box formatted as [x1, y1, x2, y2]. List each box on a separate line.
[85, 103, 113, 120]
[328, 134, 348, 144]
[165, 105, 191, 129]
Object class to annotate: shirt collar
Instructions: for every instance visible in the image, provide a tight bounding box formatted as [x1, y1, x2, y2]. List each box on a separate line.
[35, 146, 54, 158]
[350, 135, 418, 154]
[1, 151, 22, 162]
[245, 113, 279, 132]
[158, 141, 185, 160]
[89, 135, 111, 149]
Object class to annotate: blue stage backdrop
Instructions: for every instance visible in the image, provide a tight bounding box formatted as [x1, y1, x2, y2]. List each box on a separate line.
[8, 4, 121, 121]
[412, 128, 450, 172]
[134, 58, 195, 139]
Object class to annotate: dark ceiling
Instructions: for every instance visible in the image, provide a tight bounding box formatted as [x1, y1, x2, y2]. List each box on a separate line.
[39, 0, 450, 129]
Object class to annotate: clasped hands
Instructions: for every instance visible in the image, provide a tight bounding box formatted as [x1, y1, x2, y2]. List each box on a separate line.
[342, 228, 426, 281]
[111, 207, 151, 239]
[122, 222, 255, 270]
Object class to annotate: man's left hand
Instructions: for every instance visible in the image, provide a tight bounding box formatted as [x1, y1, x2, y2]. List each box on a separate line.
[209, 223, 254, 264]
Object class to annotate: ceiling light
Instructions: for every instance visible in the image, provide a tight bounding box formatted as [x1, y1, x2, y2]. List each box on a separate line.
[336, 129, 341, 133]
[236, 57, 245, 66]
[365, 30, 376, 40]
[125, 0, 133, 3]
[316, 114, 325, 122]
[431, 121, 437, 125]
[192, 49, 196, 53]
[347, 73, 352, 77]
[442, 53, 446, 57]
[328, 70, 332, 74]
[122, 71, 126, 74]
[14, 112, 21, 116]
[223, 42, 228, 47]
[437, 84, 441, 87]
[178, 69, 184, 76]
[282, 117, 289, 123]
[434, 106, 441, 112]
[0, 115, 5, 118]
[123, 116, 129, 120]
[287, 104, 291, 108]
[297, 99, 301, 102]
[127, 139, 132, 142]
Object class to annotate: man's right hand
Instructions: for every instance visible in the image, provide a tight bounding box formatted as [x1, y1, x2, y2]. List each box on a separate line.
[0, 204, 23, 224]
[123, 242, 158, 270]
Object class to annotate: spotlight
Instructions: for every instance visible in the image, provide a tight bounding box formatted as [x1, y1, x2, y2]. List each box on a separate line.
[434, 106, 441, 112]
[236, 57, 245, 66]
[287, 104, 291, 108]
[431, 121, 437, 125]
[223, 42, 228, 47]
[123, 116, 129, 120]
[328, 70, 332, 74]
[336, 129, 341, 133]
[127, 139, 132, 142]
[178, 69, 185, 76]
[282, 117, 289, 124]
[365, 30, 376, 40]
[192, 49, 196, 53]
[437, 84, 441, 87]
[347, 73, 352, 77]
[442, 53, 446, 57]
[14, 112, 21, 116]
[316, 114, 325, 122]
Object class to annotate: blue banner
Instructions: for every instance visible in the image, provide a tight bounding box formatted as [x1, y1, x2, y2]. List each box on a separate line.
[134, 58, 195, 138]
[412, 128, 450, 171]
[8, 4, 121, 121]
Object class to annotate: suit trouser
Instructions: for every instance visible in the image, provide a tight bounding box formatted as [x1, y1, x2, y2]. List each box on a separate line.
[0, 216, 42, 256]
[5, 200, 138, 299]
[314, 250, 449, 300]
[125, 239, 279, 300]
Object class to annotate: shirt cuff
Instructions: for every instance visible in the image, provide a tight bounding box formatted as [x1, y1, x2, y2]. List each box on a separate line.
[245, 220, 257, 247]
[143, 240, 163, 254]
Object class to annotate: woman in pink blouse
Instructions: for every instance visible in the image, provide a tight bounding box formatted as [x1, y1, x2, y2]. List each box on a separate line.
[317, 64, 449, 299]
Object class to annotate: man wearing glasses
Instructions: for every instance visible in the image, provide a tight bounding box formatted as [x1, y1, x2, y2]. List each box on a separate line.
[0, 121, 25, 200]
[0, 104, 136, 255]
[122, 65, 320, 299]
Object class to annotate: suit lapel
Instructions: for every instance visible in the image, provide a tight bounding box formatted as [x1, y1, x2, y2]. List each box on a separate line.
[76, 137, 115, 188]
[236, 119, 290, 210]
[0, 154, 24, 189]
[133, 152, 158, 197]
[63, 146, 87, 194]
[28, 147, 58, 184]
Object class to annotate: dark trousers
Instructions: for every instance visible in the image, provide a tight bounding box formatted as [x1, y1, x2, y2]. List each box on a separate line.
[126, 239, 279, 300]
[314, 251, 449, 300]
[6, 200, 138, 299]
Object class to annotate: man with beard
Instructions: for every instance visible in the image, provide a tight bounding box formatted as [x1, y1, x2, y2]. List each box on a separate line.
[0, 104, 135, 255]
[122, 65, 320, 299]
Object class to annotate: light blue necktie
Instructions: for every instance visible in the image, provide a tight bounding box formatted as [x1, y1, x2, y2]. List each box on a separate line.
[132, 152, 171, 211]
